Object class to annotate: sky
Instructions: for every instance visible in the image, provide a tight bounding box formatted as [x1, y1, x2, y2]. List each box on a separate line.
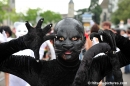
[15, 0, 103, 14]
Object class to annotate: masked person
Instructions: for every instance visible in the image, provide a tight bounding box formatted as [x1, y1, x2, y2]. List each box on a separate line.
[0, 18, 129, 86]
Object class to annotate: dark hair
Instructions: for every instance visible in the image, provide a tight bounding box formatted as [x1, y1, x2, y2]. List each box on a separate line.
[90, 24, 100, 33]
[0, 26, 12, 37]
[127, 29, 130, 34]
[121, 29, 126, 33]
[128, 27, 130, 30]
[115, 29, 121, 35]
[102, 21, 111, 28]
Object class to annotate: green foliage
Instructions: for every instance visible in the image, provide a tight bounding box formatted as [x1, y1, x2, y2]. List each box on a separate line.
[23, 8, 41, 25]
[111, 0, 130, 24]
[0, 0, 23, 24]
[74, 8, 87, 23]
[0, 1, 7, 23]
[91, 0, 99, 4]
[87, 0, 102, 24]
[40, 10, 62, 24]
[74, 8, 87, 22]
[20, 9, 62, 25]
[90, 4, 102, 24]
[9, 12, 24, 22]
[74, 0, 102, 24]
[0, 1, 62, 25]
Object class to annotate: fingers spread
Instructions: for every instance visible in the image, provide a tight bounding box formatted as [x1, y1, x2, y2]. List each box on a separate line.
[42, 24, 53, 35]
[25, 21, 32, 31]
[36, 18, 44, 28]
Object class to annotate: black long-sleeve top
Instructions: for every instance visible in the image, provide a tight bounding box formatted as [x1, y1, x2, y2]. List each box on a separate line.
[0, 35, 129, 86]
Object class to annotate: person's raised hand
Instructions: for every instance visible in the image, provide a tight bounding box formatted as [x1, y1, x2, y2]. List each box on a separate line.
[72, 43, 111, 86]
[23, 18, 55, 61]
[90, 29, 116, 51]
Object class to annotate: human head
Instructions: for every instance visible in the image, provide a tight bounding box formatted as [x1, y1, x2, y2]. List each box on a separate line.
[127, 29, 130, 34]
[115, 29, 121, 35]
[90, 24, 100, 33]
[14, 22, 28, 38]
[120, 29, 127, 37]
[54, 18, 86, 62]
[102, 21, 111, 30]
[127, 29, 130, 39]
[0, 26, 12, 37]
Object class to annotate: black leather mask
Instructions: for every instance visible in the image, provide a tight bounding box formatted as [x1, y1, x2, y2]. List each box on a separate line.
[54, 18, 86, 62]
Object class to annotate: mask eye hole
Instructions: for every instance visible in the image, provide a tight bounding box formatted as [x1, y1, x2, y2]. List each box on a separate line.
[72, 37, 77, 41]
[59, 37, 64, 41]
[71, 37, 81, 41]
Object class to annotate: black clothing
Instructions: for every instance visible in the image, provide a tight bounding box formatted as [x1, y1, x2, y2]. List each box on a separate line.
[0, 35, 129, 86]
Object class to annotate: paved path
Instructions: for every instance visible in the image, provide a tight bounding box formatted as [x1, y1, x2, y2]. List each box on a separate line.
[0, 72, 5, 86]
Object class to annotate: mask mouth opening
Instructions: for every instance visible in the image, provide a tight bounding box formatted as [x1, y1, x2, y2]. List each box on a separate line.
[64, 50, 72, 55]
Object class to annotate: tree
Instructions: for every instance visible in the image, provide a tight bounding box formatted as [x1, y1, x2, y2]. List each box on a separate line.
[88, 0, 102, 25]
[89, 0, 99, 10]
[0, 0, 24, 25]
[9, 11, 25, 23]
[23, 8, 42, 25]
[74, 8, 87, 23]
[111, 0, 130, 24]
[22, 9, 62, 26]
[74, 0, 102, 24]
[40, 10, 62, 25]
[90, 4, 102, 24]
[0, 1, 8, 24]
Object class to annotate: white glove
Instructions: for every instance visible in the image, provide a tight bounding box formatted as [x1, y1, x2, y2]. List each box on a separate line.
[0, 30, 7, 43]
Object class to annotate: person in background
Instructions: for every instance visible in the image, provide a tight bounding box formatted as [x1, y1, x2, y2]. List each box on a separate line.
[0, 30, 7, 43]
[0, 26, 13, 86]
[85, 30, 92, 50]
[120, 29, 130, 74]
[78, 28, 90, 60]
[39, 29, 56, 60]
[127, 29, 130, 40]
[102, 21, 111, 30]
[0, 30, 7, 42]
[115, 29, 121, 35]
[0, 26, 13, 41]
[120, 29, 128, 38]
[85, 24, 99, 50]
[39, 39, 56, 60]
